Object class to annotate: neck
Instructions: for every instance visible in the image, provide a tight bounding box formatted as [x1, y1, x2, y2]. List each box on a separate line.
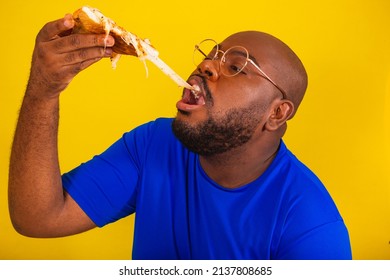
[199, 136, 281, 189]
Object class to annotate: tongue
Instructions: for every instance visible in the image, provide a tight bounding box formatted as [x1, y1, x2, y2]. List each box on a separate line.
[194, 95, 205, 105]
[188, 93, 198, 105]
[182, 88, 206, 106]
[185, 91, 205, 105]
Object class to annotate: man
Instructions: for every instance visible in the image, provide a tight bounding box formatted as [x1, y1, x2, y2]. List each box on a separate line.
[8, 14, 352, 259]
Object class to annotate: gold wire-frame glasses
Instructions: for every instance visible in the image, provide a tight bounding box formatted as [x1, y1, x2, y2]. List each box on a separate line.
[193, 39, 287, 99]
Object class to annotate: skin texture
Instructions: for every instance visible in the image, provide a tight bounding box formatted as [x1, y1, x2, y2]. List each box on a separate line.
[8, 16, 307, 237]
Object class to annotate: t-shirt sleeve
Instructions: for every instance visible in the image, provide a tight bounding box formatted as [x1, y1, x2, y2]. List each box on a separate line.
[270, 149, 352, 260]
[275, 220, 352, 260]
[62, 121, 154, 227]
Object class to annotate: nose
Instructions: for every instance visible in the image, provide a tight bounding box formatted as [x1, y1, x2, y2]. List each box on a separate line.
[196, 59, 220, 81]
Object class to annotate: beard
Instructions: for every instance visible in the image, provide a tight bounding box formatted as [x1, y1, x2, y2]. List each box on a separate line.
[172, 103, 265, 156]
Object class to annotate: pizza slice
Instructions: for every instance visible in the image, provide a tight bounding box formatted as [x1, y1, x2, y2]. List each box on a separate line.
[72, 6, 195, 90]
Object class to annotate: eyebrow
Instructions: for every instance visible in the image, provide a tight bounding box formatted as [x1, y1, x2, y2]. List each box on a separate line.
[219, 44, 261, 67]
[247, 53, 260, 67]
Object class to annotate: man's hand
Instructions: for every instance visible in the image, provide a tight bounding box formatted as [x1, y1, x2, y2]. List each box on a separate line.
[27, 14, 114, 98]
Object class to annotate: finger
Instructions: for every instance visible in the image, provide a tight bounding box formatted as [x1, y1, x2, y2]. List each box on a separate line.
[60, 56, 105, 80]
[60, 46, 113, 66]
[51, 34, 115, 53]
[77, 57, 104, 72]
[37, 14, 74, 42]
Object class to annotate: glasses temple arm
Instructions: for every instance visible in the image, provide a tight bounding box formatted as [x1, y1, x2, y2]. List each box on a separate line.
[248, 60, 287, 99]
[195, 45, 209, 58]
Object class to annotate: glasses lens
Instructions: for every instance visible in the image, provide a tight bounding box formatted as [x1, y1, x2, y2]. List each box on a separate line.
[220, 46, 249, 77]
[193, 39, 219, 67]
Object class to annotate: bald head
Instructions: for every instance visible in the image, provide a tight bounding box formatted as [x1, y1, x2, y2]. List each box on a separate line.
[222, 31, 308, 118]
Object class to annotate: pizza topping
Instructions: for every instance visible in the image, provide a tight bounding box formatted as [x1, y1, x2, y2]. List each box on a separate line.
[72, 6, 194, 90]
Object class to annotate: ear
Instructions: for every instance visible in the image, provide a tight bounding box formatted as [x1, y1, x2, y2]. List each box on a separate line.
[264, 100, 295, 131]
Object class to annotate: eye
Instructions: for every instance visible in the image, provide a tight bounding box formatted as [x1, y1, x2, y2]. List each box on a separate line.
[230, 64, 245, 74]
[222, 55, 247, 76]
[224, 62, 246, 75]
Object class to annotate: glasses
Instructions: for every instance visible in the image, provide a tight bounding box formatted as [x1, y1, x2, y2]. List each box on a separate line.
[193, 39, 287, 99]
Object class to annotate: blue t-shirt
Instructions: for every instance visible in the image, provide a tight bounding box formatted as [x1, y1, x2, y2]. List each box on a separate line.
[62, 118, 352, 260]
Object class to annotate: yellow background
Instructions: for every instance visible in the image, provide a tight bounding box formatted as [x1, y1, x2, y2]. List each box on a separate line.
[1, 0, 389, 259]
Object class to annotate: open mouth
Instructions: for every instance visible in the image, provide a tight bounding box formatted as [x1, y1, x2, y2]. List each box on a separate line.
[182, 85, 205, 105]
[176, 81, 206, 112]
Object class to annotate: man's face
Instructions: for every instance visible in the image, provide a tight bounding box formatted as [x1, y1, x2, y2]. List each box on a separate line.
[172, 33, 278, 156]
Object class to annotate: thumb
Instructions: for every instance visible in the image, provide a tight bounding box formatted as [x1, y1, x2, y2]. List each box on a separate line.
[37, 14, 75, 42]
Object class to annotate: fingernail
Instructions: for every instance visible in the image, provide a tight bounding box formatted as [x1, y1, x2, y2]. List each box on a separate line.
[106, 36, 115, 46]
[105, 48, 113, 55]
[64, 14, 74, 28]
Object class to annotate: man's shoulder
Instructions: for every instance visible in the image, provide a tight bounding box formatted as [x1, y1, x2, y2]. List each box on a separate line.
[277, 141, 322, 185]
[271, 141, 335, 209]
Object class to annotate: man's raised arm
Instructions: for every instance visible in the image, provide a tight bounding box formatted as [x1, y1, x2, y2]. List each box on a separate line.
[8, 14, 114, 237]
